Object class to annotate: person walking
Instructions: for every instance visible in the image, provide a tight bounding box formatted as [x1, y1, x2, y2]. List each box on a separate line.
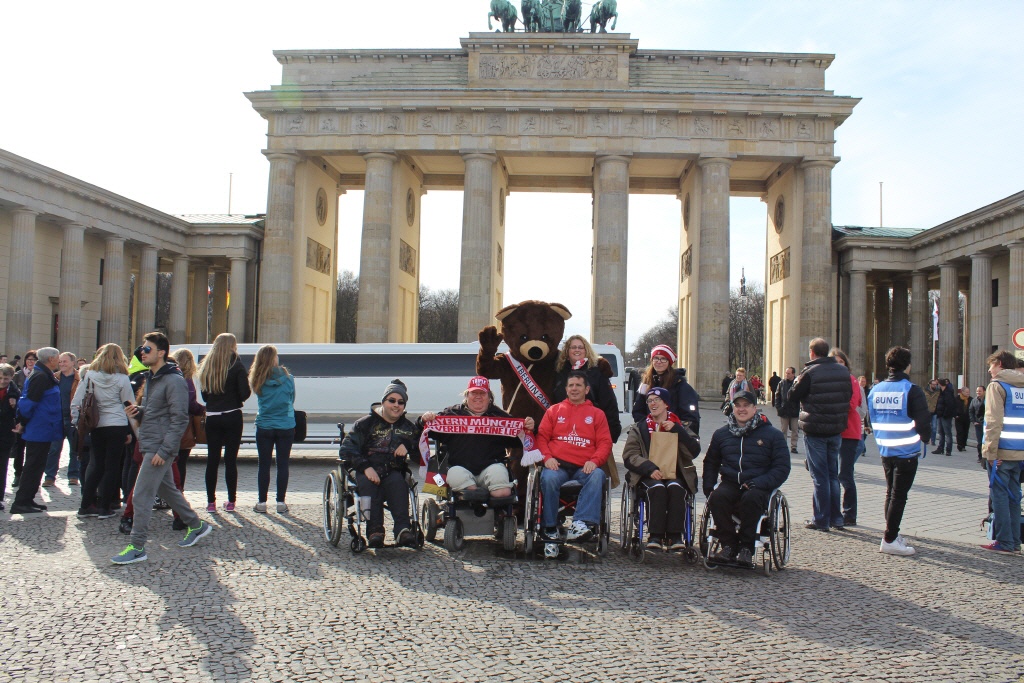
[980, 350, 1023, 553]
[969, 386, 985, 463]
[774, 367, 800, 454]
[933, 378, 957, 456]
[112, 332, 211, 565]
[43, 351, 80, 487]
[868, 346, 930, 556]
[10, 347, 63, 514]
[829, 348, 865, 527]
[249, 345, 296, 514]
[768, 371, 781, 406]
[198, 333, 251, 512]
[9, 350, 36, 489]
[73, 344, 135, 520]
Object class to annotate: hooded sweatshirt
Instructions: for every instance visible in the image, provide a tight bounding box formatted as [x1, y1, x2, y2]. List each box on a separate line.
[254, 367, 295, 430]
[536, 398, 612, 468]
[70, 370, 135, 428]
[982, 368, 1024, 462]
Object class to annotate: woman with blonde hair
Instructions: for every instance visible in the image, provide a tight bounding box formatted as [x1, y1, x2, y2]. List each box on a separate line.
[248, 345, 296, 513]
[198, 333, 251, 512]
[72, 344, 135, 519]
[552, 334, 621, 441]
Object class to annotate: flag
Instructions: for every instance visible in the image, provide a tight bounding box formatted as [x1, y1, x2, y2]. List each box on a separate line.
[933, 298, 939, 341]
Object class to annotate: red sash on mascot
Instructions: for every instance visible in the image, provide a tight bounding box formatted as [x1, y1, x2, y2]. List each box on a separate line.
[505, 354, 551, 411]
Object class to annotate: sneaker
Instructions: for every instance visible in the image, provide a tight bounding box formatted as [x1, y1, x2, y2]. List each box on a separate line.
[736, 548, 754, 568]
[97, 508, 117, 520]
[646, 535, 665, 550]
[565, 520, 594, 541]
[172, 517, 186, 531]
[931, 449, 943, 455]
[118, 517, 133, 534]
[111, 545, 147, 565]
[77, 505, 102, 518]
[152, 497, 171, 510]
[9, 503, 44, 514]
[712, 545, 735, 562]
[223, 501, 235, 512]
[253, 502, 267, 513]
[178, 521, 212, 548]
[979, 541, 1014, 553]
[276, 502, 288, 514]
[880, 535, 916, 556]
[42, 478, 55, 488]
[804, 520, 828, 531]
[206, 502, 216, 513]
[396, 528, 416, 547]
[667, 534, 686, 551]
[790, 447, 798, 454]
[544, 542, 559, 559]
[540, 527, 561, 541]
[68, 478, 79, 486]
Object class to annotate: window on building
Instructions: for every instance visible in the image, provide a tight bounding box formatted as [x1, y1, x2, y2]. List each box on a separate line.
[992, 278, 998, 307]
[99, 258, 105, 286]
[96, 320, 101, 350]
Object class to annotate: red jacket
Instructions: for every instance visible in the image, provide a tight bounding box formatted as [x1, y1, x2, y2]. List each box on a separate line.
[537, 399, 612, 468]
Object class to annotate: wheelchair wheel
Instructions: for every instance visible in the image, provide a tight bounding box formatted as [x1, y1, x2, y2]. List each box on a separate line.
[762, 549, 773, 577]
[618, 485, 634, 554]
[597, 476, 611, 557]
[322, 469, 344, 547]
[443, 518, 465, 552]
[522, 466, 540, 555]
[421, 499, 440, 542]
[350, 536, 366, 553]
[501, 515, 517, 552]
[769, 492, 791, 569]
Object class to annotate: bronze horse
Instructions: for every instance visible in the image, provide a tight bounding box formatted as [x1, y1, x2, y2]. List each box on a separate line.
[589, 0, 618, 33]
[521, 0, 540, 33]
[488, 0, 518, 32]
[560, 0, 583, 32]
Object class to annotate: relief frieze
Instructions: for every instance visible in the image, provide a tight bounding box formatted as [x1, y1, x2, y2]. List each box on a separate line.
[478, 54, 617, 81]
[769, 247, 791, 285]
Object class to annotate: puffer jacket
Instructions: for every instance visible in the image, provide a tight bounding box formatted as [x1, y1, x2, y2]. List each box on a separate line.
[631, 368, 702, 433]
[340, 405, 422, 475]
[622, 419, 700, 494]
[136, 361, 189, 461]
[254, 367, 295, 430]
[552, 363, 622, 442]
[701, 412, 791, 496]
[17, 365, 63, 442]
[787, 356, 852, 437]
[70, 370, 134, 428]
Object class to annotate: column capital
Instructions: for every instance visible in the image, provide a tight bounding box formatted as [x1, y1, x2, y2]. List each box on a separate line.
[460, 151, 497, 163]
[970, 251, 993, 262]
[594, 153, 632, 166]
[263, 149, 301, 164]
[697, 155, 734, 169]
[361, 151, 398, 163]
[847, 267, 868, 275]
[939, 261, 959, 271]
[229, 256, 248, 263]
[173, 254, 190, 263]
[105, 235, 125, 246]
[799, 156, 840, 170]
[10, 207, 39, 218]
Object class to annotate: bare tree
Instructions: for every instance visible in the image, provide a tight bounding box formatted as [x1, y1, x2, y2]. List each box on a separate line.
[335, 270, 358, 343]
[628, 307, 678, 367]
[418, 286, 459, 343]
[729, 280, 765, 375]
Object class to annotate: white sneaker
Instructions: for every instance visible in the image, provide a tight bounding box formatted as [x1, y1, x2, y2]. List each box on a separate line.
[253, 502, 267, 513]
[544, 542, 559, 559]
[276, 502, 288, 514]
[879, 535, 916, 556]
[565, 520, 594, 541]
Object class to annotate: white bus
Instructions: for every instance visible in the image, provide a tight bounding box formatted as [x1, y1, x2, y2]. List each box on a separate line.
[171, 342, 626, 420]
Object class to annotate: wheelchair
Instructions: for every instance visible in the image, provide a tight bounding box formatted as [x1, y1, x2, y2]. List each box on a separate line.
[698, 486, 791, 575]
[323, 424, 425, 553]
[419, 443, 520, 553]
[522, 464, 611, 556]
[619, 479, 700, 564]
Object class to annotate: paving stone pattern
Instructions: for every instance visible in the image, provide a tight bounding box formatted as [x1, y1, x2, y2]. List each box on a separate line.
[2, 406, 1022, 682]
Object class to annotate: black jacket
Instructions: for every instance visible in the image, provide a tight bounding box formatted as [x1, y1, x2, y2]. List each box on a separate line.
[631, 369, 702, 433]
[787, 356, 852, 437]
[552, 364, 622, 441]
[201, 355, 252, 413]
[0, 384, 18, 446]
[773, 378, 799, 418]
[423, 403, 521, 476]
[969, 396, 985, 424]
[340, 405, 422, 475]
[702, 413, 791, 496]
[934, 384, 958, 419]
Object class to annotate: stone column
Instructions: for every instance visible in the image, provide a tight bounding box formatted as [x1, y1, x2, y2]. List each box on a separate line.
[136, 246, 159, 337]
[799, 158, 838, 350]
[591, 154, 630, 351]
[969, 253, 993, 389]
[457, 152, 497, 342]
[100, 237, 127, 348]
[938, 262, 960, 379]
[1009, 242, 1024, 344]
[259, 151, 300, 342]
[57, 222, 86, 354]
[229, 257, 248, 342]
[890, 279, 909, 347]
[910, 271, 930, 386]
[211, 271, 228, 337]
[356, 152, 398, 343]
[874, 283, 891, 376]
[168, 256, 189, 344]
[5, 209, 37, 355]
[864, 287, 876, 381]
[847, 269, 868, 375]
[189, 264, 209, 344]
[694, 157, 732, 397]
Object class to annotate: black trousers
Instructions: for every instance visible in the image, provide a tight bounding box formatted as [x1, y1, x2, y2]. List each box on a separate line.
[205, 411, 243, 503]
[708, 480, 771, 552]
[955, 417, 969, 450]
[13, 440, 49, 506]
[639, 479, 688, 536]
[356, 470, 411, 535]
[82, 425, 130, 510]
[11, 435, 25, 476]
[0, 435, 15, 500]
[881, 456, 918, 543]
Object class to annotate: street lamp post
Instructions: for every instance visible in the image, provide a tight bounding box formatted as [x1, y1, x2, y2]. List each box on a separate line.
[739, 268, 748, 372]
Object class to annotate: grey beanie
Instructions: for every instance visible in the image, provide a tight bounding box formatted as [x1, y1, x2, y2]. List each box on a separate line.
[382, 378, 408, 404]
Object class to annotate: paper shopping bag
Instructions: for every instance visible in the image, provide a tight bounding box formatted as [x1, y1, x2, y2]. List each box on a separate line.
[648, 431, 678, 479]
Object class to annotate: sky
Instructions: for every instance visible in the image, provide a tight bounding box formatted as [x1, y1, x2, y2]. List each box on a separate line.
[3, 1, 1022, 351]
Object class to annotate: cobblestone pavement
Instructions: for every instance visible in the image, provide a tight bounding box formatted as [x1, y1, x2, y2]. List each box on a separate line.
[3, 406, 1023, 682]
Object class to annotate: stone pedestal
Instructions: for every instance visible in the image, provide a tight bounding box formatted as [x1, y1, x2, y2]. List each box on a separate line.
[5, 209, 37, 356]
[229, 258, 248, 341]
[57, 223, 85, 355]
[694, 157, 731, 397]
[591, 154, 630, 351]
[169, 256, 189, 344]
[136, 246, 159, 337]
[356, 152, 397, 343]
[969, 254, 992, 388]
[457, 152, 498, 342]
[938, 263, 960, 379]
[910, 271, 930, 387]
[260, 151, 300, 342]
[799, 159, 837, 350]
[100, 238, 127, 348]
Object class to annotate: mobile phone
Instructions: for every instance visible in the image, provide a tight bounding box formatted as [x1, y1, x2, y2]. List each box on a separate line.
[124, 401, 133, 407]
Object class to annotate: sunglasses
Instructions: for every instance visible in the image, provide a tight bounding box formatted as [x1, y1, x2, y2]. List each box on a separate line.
[385, 398, 406, 405]
[141, 346, 153, 354]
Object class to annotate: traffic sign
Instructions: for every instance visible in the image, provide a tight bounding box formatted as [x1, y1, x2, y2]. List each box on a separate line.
[1014, 328, 1024, 350]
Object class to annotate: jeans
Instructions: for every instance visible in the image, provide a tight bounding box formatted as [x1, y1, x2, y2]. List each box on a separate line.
[855, 433, 867, 460]
[838, 438, 860, 524]
[881, 456, 918, 543]
[205, 411, 243, 504]
[45, 418, 79, 480]
[804, 434, 842, 529]
[256, 427, 294, 503]
[540, 464, 606, 528]
[929, 414, 937, 445]
[973, 423, 983, 458]
[935, 417, 953, 454]
[989, 460, 1022, 550]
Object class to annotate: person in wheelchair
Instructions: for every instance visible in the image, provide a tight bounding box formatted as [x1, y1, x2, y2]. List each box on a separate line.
[536, 371, 613, 557]
[702, 390, 791, 567]
[420, 376, 534, 503]
[339, 379, 421, 549]
[622, 387, 701, 551]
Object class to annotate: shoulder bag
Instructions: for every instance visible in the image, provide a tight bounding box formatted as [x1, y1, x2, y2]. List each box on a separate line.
[76, 378, 100, 451]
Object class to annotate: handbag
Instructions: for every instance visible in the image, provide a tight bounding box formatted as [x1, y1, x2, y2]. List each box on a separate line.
[191, 414, 207, 444]
[179, 416, 197, 450]
[294, 410, 308, 443]
[76, 378, 99, 451]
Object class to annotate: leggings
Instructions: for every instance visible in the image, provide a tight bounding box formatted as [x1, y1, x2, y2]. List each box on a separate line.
[205, 411, 243, 504]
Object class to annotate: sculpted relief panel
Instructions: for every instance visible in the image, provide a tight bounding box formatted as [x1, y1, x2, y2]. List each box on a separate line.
[478, 54, 617, 81]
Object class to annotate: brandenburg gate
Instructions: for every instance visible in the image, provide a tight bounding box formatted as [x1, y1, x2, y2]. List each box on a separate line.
[246, 32, 858, 398]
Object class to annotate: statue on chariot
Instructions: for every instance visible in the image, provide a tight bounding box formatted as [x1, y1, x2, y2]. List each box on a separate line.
[488, 0, 619, 34]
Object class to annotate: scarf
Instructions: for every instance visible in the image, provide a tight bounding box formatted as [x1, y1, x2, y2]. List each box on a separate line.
[571, 359, 587, 370]
[646, 411, 682, 434]
[727, 409, 768, 437]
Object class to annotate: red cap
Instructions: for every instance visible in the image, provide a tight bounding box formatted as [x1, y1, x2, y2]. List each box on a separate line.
[466, 376, 490, 393]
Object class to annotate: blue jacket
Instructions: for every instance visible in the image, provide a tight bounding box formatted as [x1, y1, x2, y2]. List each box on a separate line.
[702, 413, 791, 497]
[17, 365, 63, 443]
[254, 367, 296, 430]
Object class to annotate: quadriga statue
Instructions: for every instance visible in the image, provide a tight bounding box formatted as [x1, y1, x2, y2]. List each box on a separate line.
[488, 0, 518, 32]
[589, 0, 618, 33]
